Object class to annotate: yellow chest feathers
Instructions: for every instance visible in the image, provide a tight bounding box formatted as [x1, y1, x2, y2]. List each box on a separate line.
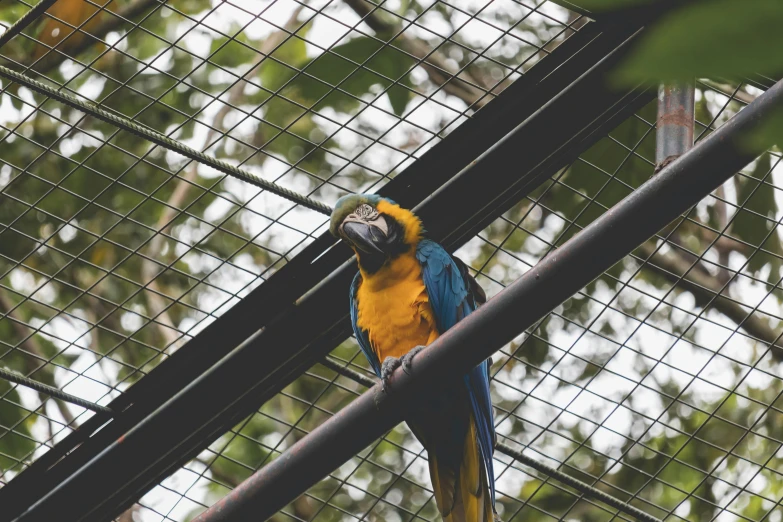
[356, 252, 440, 361]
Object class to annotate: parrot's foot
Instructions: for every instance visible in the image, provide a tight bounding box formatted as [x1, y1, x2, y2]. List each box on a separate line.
[654, 154, 681, 174]
[401, 345, 425, 375]
[380, 356, 401, 393]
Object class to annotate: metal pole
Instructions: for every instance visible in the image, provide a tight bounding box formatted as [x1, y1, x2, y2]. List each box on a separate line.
[655, 82, 695, 171]
[189, 79, 783, 522]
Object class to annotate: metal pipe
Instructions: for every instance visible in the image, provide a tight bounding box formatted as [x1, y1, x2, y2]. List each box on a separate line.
[655, 82, 695, 171]
[190, 78, 783, 522]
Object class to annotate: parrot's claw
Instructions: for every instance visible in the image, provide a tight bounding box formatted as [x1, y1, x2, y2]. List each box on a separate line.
[380, 356, 401, 393]
[654, 154, 681, 174]
[401, 345, 425, 375]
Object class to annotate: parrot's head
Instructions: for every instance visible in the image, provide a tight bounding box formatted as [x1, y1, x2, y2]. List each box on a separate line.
[330, 193, 423, 272]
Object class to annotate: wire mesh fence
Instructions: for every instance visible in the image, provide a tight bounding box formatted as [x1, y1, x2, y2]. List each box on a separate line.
[0, 0, 571, 477]
[0, 1, 781, 522]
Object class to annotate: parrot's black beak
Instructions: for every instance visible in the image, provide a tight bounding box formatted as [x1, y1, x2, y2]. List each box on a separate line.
[341, 220, 387, 255]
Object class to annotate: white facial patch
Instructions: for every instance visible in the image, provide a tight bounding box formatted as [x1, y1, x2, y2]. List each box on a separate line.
[339, 203, 388, 238]
[354, 204, 377, 221]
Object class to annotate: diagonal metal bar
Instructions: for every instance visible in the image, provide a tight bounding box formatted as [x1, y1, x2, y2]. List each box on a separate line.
[0, 65, 333, 215]
[2, 20, 654, 522]
[187, 77, 783, 522]
[321, 356, 662, 522]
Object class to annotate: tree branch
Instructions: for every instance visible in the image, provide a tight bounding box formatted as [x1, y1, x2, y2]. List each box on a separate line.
[138, 7, 301, 348]
[0, 292, 78, 426]
[343, 0, 501, 109]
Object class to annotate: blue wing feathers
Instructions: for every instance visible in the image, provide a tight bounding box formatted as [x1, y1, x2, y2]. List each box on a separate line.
[416, 240, 496, 506]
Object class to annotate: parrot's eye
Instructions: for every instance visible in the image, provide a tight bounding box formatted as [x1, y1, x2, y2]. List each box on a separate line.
[354, 204, 378, 221]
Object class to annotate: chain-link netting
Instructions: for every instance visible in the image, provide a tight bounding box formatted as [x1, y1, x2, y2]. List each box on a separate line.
[0, 1, 780, 522]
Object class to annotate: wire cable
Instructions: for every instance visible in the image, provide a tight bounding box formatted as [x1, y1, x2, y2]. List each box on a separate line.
[0, 64, 333, 215]
[0, 367, 114, 415]
[0, 0, 58, 49]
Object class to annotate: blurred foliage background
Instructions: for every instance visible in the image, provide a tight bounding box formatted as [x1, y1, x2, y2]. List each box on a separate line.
[0, 1, 781, 521]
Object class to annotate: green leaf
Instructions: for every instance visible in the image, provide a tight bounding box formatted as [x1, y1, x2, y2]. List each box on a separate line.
[209, 31, 257, 70]
[603, 0, 783, 85]
[259, 33, 307, 91]
[387, 80, 413, 116]
[294, 36, 415, 114]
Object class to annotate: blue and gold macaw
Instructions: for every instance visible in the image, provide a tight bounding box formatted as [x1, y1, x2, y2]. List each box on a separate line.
[330, 194, 497, 522]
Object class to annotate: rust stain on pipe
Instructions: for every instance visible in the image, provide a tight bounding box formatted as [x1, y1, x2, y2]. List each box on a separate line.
[656, 82, 695, 168]
[658, 108, 694, 128]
